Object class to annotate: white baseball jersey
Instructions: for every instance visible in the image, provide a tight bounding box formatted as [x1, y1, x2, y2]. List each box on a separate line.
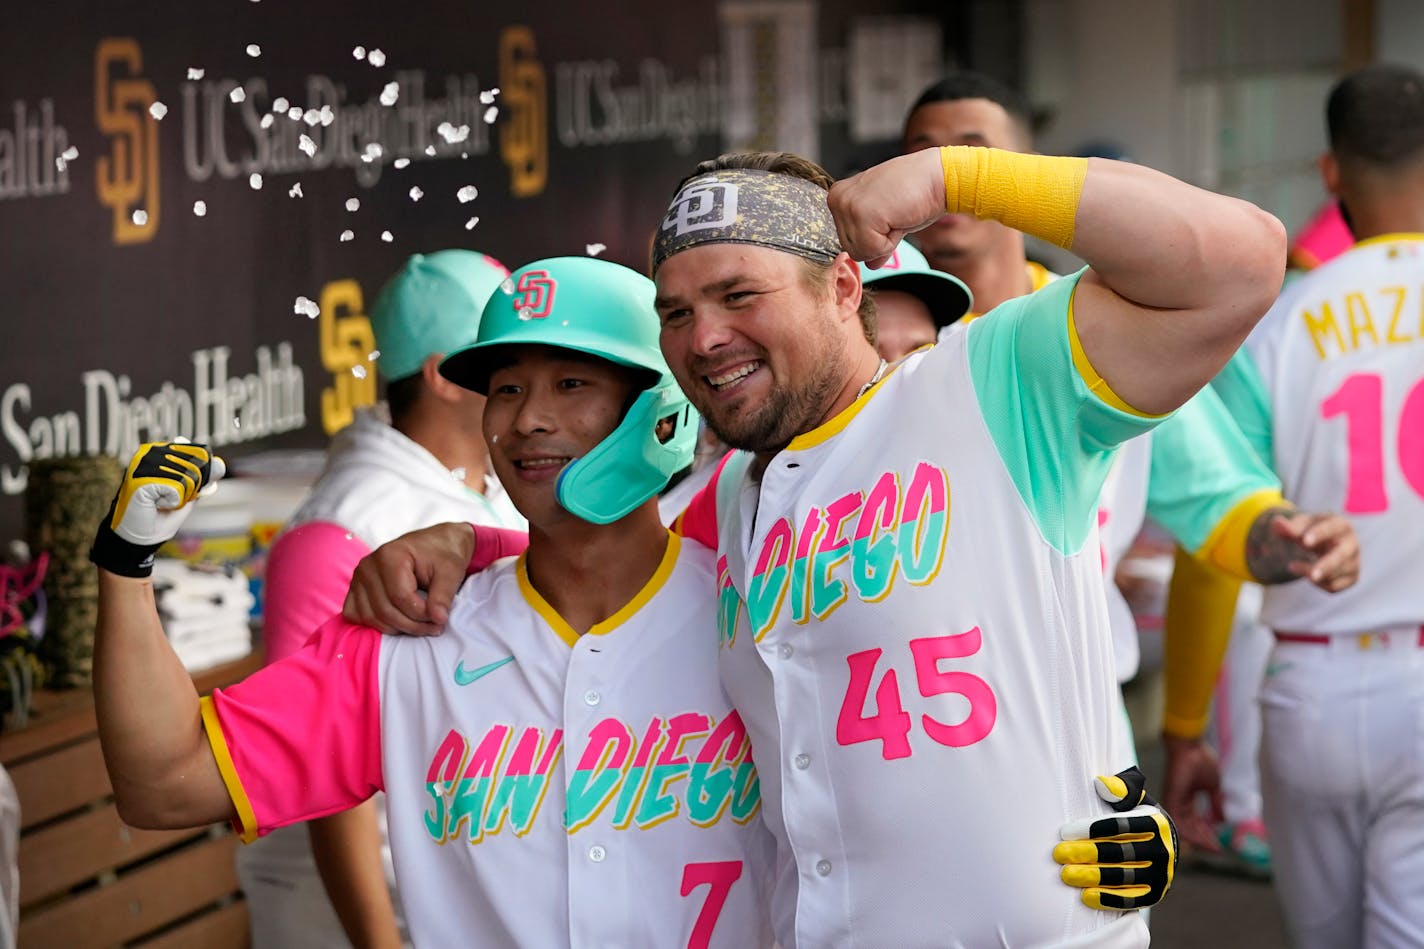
[1240, 234, 1424, 634]
[683, 272, 1154, 948]
[203, 534, 775, 949]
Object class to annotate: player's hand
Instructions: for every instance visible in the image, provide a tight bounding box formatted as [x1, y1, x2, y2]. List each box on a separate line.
[1272, 511, 1359, 592]
[1160, 733, 1225, 855]
[827, 149, 947, 267]
[343, 522, 475, 635]
[1054, 766, 1179, 911]
[89, 441, 225, 578]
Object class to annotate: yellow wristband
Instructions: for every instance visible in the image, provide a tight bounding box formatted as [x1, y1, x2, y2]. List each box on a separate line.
[940, 146, 1088, 249]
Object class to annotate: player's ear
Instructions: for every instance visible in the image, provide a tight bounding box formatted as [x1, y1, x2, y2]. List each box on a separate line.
[1319, 152, 1341, 196]
[830, 251, 863, 325]
[422, 352, 467, 404]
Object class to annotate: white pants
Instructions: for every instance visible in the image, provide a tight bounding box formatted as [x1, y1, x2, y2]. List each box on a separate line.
[1259, 631, 1424, 949]
[1213, 584, 1270, 826]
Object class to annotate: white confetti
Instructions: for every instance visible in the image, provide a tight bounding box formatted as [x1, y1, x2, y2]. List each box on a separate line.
[230, 86, 246, 104]
[408, 186, 423, 202]
[352, 46, 366, 60]
[457, 185, 478, 203]
[187, 67, 205, 80]
[249, 172, 263, 190]
[294, 296, 320, 319]
[461, 152, 469, 159]
[451, 467, 466, 481]
[380, 82, 399, 106]
[148, 101, 167, 120]
[259, 113, 274, 129]
[193, 200, 207, 216]
[424, 145, 436, 156]
[289, 181, 303, 198]
[483, 106, 498, 124]
[500, 276, 515, 294]
[352, 365, 368, 379]
[464, 216, 480, 230]
[55, 145, 78, 172]
[368, 349, 381, 361]
[339, 229, 354, 242]
[298, 134, 316, 157]
[319, 105, 335, 126]
[479, 88, 499, 104]
[585, 243, 606, 257]
[437, 122, 470, 143]
[233, 416, 242, 429]
[393, 157, 410, 169]
[361, 143, 383, 163]
[131, 209, 148, 226]
[287, 106, 303, 121]
[517, 306, 534, 321]
[303, 108, 321, 126]
[381, 230, 393, 242]
[367, 49, 386, 67]
[246, 44, 261, 58]
[272, 96, 289, 113]
[345, 197, 360, 212]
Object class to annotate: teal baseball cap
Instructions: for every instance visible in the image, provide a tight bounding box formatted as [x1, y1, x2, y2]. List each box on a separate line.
[859, 242, 973, 328]
[369, 250, 512, 381]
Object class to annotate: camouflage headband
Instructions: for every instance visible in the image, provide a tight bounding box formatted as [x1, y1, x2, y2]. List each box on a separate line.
[651, 168, 843, 273]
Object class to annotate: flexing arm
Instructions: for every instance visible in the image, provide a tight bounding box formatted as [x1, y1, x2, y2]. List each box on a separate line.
[828, 147, 1286, 415]
[90, 443, 235, 829]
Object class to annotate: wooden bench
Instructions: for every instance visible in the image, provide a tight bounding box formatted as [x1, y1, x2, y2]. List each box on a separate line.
[3, 655, 261, 948]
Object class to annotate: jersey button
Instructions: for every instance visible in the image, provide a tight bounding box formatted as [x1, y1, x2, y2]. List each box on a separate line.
[583, 690, 601, 707]
[589, 845, 607, 863]
[778, 643, 794, 659]
[815, 859, 832, 876]
[793, 753, 811, 770]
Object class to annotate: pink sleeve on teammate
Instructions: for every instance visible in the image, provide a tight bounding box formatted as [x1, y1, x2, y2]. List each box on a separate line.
[468, 525, 530, 574]
[671, 453, 730, 551]
[202, 616, 384, 842]
[263, 521, 371, 663]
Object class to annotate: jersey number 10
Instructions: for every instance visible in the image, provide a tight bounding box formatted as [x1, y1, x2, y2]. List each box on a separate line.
[1321, 372, 1424, 513]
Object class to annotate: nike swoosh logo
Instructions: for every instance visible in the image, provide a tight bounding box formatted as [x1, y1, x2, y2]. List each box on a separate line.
[454, 656, 515, 686]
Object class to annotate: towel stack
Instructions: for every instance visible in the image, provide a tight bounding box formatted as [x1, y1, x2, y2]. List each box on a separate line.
[152, 560, 255, 671]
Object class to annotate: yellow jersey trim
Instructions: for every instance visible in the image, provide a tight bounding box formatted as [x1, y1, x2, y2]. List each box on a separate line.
[785, 364, 901, 452]
[1196, 487, 1288, 581]
[1067, 288, 1168, 420]
[200, 694, 260, 844]
[517, 532, 682, 645]
[1353, 232, 1424, 249]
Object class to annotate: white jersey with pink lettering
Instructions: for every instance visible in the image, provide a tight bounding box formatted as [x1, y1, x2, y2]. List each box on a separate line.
[202, 534, 775, 949]
[1239, 233, 1424, 634]
[703, 272, 1156, 948]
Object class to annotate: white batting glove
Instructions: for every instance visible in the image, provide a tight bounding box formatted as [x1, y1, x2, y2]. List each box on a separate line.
[89, 442, 226, 577]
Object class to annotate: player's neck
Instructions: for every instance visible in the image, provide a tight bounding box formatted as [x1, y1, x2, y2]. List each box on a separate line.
[398, 415, 491, 493]
[754, 342, 883, 471]
[523, 507, 672, 636]
[955, 236, 1031, 313]
[1341, 191, 1424, 242]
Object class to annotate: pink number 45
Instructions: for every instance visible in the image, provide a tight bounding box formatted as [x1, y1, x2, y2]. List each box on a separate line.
[835, 627, 997, 760]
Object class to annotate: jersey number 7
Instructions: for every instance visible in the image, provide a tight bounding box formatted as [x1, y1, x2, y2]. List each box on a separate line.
[680, 860, 743, 949]
[836, 626, 997, 760]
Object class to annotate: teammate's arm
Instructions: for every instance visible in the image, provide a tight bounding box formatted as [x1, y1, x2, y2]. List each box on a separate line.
[828, 146, 1286, 415]
[90, 443, 236, 828]
[311, 803, 402, 949]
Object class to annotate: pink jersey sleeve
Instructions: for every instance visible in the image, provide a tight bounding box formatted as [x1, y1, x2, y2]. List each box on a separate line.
[671, 453, 730, 551]
[263, 521, 371, 663]
[469, 525, 530, 573]
[201, 616, 383, 842]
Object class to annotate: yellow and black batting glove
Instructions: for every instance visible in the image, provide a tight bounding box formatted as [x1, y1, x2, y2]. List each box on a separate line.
[1053, 766, 1179, 911]
[89, 442, 225, 578]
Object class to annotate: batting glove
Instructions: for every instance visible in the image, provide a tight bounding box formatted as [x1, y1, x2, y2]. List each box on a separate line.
[1053, 766, 1179, 911]
[89, 442, 225, 578]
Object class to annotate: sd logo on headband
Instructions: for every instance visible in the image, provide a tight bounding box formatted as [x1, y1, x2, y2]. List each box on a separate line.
[662, 178, 739, 237]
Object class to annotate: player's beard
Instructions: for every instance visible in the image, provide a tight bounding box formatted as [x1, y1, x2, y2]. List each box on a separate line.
[698, 329, 848, 455]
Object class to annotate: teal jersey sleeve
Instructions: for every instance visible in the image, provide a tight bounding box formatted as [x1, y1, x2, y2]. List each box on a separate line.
[1144, 386, 1281, 554]
[966, 268, 1171, 556]
[1208, 347, 1273, 469]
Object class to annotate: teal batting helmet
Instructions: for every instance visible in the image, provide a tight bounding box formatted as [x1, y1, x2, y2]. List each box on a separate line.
[369, 250, 511, 380]
[859, 242, 973, 328]
[440, 256, 698, 525]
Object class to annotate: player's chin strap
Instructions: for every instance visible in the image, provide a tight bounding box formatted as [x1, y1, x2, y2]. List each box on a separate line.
[1052, 766, 1180, 912]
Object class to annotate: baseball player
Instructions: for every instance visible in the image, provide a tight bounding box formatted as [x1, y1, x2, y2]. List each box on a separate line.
[342, 140, 1292, 944]
[1165, 64, 1424, 948]
[238, 250, 527, 949]
[88, 257, 776, 948]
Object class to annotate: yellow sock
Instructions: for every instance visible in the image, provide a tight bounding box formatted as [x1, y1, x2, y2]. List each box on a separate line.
[940, 146, 1088, 249]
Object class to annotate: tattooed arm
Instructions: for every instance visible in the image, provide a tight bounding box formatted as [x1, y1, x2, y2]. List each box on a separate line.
[1245, 506, 1359, 591]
